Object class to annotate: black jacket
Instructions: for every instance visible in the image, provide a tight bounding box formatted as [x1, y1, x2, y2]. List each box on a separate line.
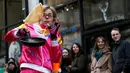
[112, 40, 130, 73]
[70, 54, 86, 73]
[61, 58, 71, 73]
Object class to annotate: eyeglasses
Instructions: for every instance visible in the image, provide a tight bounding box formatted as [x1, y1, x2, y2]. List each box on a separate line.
[43, 13, 53, 18]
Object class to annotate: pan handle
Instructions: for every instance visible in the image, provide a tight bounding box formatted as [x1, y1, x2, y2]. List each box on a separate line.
[26, 32, 30, 38]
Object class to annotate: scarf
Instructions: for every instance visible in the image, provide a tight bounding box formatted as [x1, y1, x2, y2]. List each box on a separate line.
[94, 49, 104, 61]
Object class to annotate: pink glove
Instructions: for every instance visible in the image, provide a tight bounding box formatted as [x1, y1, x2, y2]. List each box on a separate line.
[16, 28, 28, 38]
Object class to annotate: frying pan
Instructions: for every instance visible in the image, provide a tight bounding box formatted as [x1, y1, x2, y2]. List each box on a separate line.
[19, 32, 46, 46]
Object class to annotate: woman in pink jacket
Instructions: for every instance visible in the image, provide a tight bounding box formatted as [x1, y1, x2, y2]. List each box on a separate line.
[4, 5, 62, 73]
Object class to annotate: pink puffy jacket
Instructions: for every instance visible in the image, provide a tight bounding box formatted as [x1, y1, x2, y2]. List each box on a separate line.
[4, 23, 62, 73]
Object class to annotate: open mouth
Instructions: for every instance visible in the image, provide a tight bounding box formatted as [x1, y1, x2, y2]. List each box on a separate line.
[44, 20, 50, 23]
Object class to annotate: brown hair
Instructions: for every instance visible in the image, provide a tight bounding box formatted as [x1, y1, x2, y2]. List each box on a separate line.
[92, 36, 109, 53]
[71, 43, 84, 60]
[43, 5, 57, 18]
[111, 28, 120, 33]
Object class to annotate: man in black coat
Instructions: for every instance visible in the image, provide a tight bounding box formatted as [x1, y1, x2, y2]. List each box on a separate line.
[111, 28, 130, 73]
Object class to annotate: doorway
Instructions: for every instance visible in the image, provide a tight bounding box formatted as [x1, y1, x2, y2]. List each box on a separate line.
[83, 19, 130, 73]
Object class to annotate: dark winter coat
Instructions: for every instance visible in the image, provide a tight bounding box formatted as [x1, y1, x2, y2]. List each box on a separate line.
[70, 54, 86, 73]
[61, 58, 71, 73]
[112, 40, 130, 73]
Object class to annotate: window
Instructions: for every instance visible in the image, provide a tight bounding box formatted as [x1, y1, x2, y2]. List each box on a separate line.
[57, 3, 81, 49]
[83, 0, 128, 29]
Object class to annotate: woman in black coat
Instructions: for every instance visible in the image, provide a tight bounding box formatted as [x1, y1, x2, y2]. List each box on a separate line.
[60, 48, 71, 73]
[68, 43, 86, 73]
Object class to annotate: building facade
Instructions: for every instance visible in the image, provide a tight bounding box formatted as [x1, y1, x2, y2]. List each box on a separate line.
[0, 0, 130, 72]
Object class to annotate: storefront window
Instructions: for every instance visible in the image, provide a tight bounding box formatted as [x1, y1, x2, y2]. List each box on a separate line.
[57, 3, 81, 49]
[83, 0, 129, 29]
[126, 0, 130, 17]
